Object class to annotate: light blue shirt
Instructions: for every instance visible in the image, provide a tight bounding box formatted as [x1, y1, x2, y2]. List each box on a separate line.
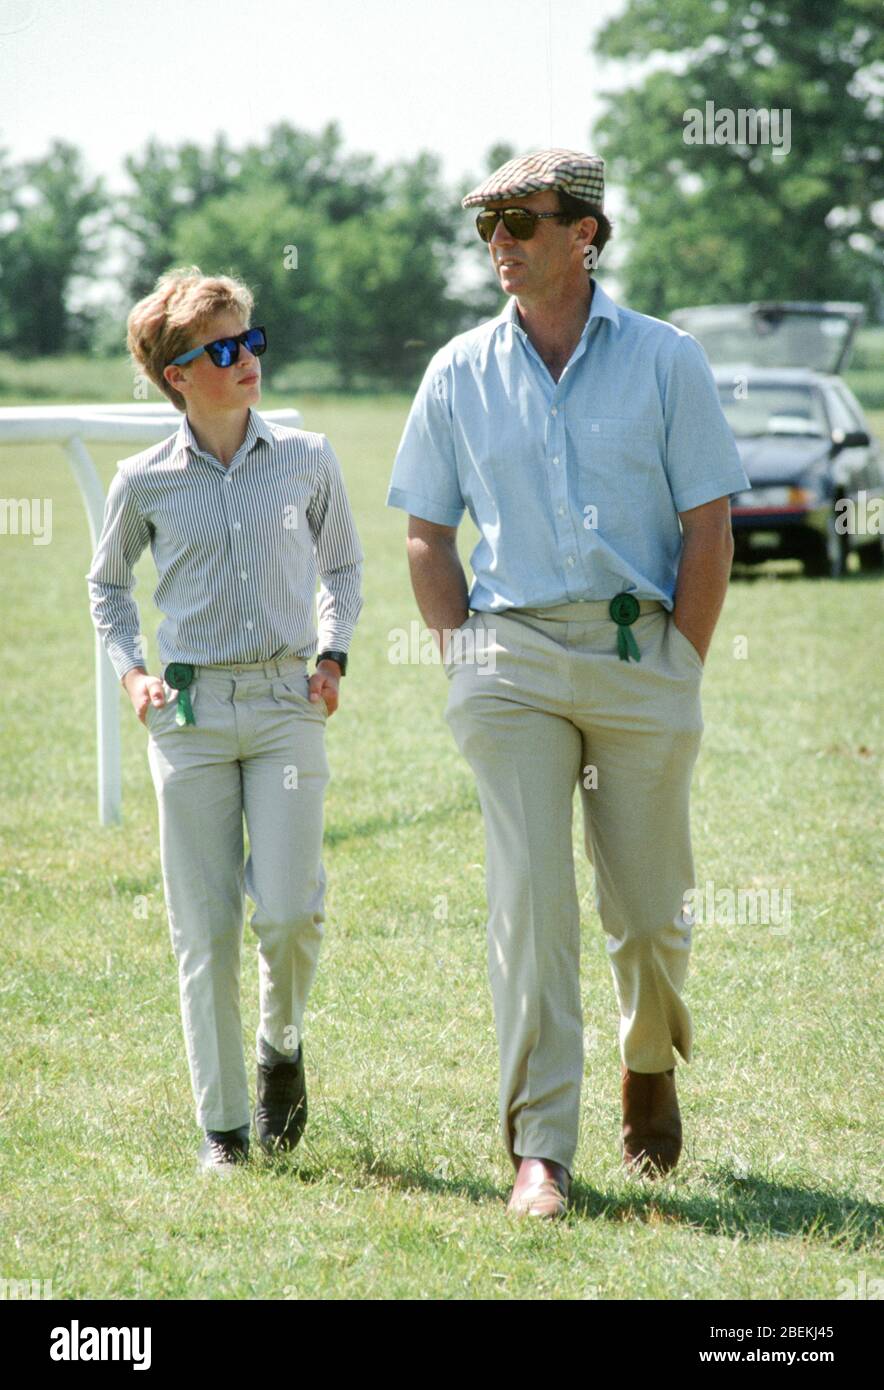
[386, 279, 750, 612]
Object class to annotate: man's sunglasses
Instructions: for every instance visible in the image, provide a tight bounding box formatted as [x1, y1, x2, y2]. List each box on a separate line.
[475, 207, 566, 242]
[169, 325, 267, 368]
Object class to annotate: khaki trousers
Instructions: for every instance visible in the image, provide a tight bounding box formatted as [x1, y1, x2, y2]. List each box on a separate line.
[145, 655, 329, 1132]
[443, 601, 704, 1175]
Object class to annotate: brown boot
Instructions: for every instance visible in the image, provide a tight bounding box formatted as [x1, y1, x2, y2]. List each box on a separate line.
[621, 1064, 682, 1178]
[506, 1157, 571, 1218]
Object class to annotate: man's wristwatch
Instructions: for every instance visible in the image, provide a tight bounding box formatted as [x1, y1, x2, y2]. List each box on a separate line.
[316, 649, 348, 676]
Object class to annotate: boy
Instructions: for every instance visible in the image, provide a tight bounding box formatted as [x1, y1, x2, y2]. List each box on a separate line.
[87, 266, 363, 1172]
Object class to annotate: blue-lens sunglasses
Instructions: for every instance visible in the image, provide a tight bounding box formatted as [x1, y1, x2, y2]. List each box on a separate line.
[169, 325, 267, 368]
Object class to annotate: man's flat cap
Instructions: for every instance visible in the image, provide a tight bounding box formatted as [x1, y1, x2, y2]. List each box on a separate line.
[461, 148, 605, 210]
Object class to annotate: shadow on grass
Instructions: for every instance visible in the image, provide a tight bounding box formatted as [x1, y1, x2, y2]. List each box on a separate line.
[246, 1121, 509, 1204]
[567, 1167, 882, 1248]
[199, 1115, 882, 1250]
[323, 796, 475, 848]
[247, 1143, 505, 1205]
[349, 1153, 508, 1206]
[278, 1147, 881, 1248]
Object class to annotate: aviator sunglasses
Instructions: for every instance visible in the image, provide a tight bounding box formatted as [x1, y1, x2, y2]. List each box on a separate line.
[169, 325, 267, 368]
[475, 207, 566, 242]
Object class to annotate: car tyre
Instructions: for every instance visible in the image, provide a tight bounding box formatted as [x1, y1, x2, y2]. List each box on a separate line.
[857, 534, 884, 572]
[803, 510, 849, 578]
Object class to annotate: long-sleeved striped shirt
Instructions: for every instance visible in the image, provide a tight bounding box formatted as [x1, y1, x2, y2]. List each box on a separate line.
[86, 407, 363, 681]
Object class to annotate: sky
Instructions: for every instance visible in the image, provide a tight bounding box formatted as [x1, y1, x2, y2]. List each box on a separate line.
[0, 0, 632, 209]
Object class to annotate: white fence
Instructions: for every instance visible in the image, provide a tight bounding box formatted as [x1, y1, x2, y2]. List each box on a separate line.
[0, 404, 304, 825]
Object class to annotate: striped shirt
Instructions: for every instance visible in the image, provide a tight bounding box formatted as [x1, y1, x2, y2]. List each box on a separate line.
[86, 407, 363, 681]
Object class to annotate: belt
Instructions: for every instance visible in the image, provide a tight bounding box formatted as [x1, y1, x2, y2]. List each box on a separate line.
[196, 654, 308, 676]
[507, 595, 663, 662]
[161, 654, 309, 725]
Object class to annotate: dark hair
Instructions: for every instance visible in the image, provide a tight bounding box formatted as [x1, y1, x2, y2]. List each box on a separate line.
[556, 190, 612, 271]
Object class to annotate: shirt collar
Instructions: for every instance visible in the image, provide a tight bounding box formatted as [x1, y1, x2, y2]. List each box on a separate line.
[171, 406, 275, 464]
[499, 278, 621, 337]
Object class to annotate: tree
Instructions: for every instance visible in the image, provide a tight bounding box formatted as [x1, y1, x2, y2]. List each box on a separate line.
[118, 133, 241, 301]
[313, 211, 452, 388]
[0, 141, 106, 355]
[238, 120, 386, 224]
[593, 0, 884, 316]
[315, 153, 466, 387]
[170, 186, 328, 367]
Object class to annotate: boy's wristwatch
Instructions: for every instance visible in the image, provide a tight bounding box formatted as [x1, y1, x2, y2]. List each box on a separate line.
[316, 649, 348, 676]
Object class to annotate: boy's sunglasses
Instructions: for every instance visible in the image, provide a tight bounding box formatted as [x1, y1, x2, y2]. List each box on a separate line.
[169, 325, 267, 368]
[475, 207, 566, 242]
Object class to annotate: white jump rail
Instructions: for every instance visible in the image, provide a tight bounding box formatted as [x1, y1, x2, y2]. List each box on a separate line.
[0, 404, 304, 826]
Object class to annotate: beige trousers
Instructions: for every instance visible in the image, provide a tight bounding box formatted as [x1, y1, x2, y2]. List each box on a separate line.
[443, 601, 704, 1175]
[145, 655, 329, 1132]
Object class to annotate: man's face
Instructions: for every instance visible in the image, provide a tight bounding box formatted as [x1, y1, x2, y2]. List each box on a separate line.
[482, 190, 597, 298]
[164, 310, 262, 412]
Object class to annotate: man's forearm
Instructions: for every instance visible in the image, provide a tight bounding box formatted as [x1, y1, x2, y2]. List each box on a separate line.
[672, 529, 735, 663]
[406, 536, 470, 652]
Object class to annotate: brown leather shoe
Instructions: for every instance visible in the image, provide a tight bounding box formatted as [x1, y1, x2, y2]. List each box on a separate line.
[621, 1064, 682, 1178]
[506, 1157, 571, 1218]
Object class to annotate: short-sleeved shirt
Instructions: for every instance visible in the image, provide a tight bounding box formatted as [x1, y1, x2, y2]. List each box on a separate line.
[386, 279, 750, 612]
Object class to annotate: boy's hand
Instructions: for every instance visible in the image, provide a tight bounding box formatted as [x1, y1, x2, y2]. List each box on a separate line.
[123, 667, 166, 724]
[310, 660, 341, 716]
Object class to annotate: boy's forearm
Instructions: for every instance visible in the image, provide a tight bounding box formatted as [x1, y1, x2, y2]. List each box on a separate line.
[121, 666, 147, 691]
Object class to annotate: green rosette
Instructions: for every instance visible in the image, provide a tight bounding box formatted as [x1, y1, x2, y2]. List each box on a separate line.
[608, 594, 641, 662]
[164, 663, 196, 726]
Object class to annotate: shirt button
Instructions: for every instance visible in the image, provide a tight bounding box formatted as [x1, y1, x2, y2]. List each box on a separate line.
[246, 620, 254, 630]
[233, 521, 241, 530]
[240, 572, 248, 581]
[551, 406, 558, 416]
[557, 507, 565, 517]
[566, 556, 575, 567]
[552, 456, 560, 465]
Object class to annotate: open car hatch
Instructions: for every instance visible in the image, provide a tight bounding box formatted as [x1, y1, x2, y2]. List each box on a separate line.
[668, 301, 865, 374]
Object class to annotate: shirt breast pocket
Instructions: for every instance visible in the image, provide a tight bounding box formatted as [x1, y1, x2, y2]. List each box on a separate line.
[569, 416, 662, 536]
[571, 415, 659, 483]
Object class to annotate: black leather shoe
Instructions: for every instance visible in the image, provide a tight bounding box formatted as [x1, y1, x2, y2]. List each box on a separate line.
[254, 1046, 307, 1153]
[197, 1123, 250, 1174]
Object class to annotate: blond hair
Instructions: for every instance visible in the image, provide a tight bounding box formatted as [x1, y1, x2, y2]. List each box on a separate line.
[126, 266, 255, 412]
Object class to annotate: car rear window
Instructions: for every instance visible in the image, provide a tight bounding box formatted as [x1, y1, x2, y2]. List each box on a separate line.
[717, 384, 828, 438]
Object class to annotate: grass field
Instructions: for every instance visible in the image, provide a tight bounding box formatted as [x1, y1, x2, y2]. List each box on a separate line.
[0, 383, 882, 1300]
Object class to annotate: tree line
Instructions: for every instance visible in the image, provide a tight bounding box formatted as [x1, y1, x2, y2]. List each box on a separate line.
[0, 122, 510, 388]
[0, 0, 880, 388]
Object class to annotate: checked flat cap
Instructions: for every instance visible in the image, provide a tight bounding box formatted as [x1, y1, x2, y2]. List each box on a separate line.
[461, 148, 605, 210]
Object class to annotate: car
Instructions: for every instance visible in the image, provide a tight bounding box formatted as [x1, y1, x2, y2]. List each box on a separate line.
[668, 301, 884, 577]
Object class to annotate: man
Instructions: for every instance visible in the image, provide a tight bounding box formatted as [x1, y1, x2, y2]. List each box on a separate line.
[386, 150, 750, 1217]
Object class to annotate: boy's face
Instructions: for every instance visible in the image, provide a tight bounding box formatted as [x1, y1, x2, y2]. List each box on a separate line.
[164, 311, 262, 412]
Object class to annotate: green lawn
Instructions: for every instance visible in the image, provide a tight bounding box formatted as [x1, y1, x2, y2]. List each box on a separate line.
[0, 388, 881, 1300]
